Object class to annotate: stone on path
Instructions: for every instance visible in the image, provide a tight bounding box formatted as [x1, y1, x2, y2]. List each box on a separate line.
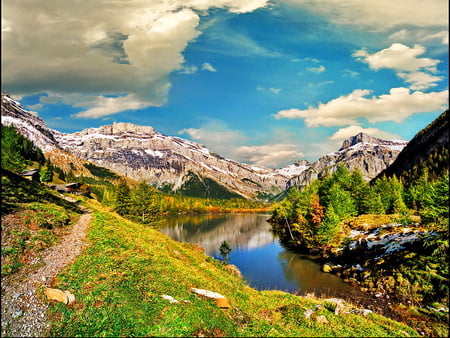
[44, 287, 75, 305]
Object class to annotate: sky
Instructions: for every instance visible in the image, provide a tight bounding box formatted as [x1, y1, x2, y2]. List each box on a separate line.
[2, 0, 448, 168]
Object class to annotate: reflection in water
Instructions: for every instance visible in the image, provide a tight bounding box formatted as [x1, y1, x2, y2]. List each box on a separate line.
[160, 213, 354, 296]
[162, 213, 274, 256]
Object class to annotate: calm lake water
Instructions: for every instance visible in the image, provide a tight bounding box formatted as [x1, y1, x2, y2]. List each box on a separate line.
[160, 213, 355, 297]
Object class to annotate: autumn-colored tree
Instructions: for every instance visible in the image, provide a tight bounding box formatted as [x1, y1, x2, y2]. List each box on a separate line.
[309, 194, 324, 228]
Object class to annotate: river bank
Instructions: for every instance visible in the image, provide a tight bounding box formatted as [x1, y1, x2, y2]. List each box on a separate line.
[296, 215, 449, 337]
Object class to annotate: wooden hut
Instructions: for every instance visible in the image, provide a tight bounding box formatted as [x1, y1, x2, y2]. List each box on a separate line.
[65, 182, 82, 194]
[21, 169, 40, 182]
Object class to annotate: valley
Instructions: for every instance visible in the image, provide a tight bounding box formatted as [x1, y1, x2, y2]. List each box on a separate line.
[1, 93, 448, 337]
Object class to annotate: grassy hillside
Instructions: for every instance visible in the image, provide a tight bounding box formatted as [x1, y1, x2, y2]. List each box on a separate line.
[46, 197, 417, 337]
[1, 169, 83, 276]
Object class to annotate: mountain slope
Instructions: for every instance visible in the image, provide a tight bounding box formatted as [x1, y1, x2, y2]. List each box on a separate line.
[375, 110, 449, 181]
[286, 133, 408, 188]
[1, 93, 288, 199]
[1, 93, 412, 198]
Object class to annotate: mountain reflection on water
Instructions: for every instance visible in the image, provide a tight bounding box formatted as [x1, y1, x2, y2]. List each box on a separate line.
[161, 213, 274, 256]
[160, 213, 354, 296]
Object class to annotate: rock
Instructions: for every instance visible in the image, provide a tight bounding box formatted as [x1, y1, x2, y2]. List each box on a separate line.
[224, 264, 243, 278]
[325, 298, 346, 315]
[322, 264, 332, 273]
[44, 288, 75, 305]
[315, 315, 329, 324]
[304, 309, 314, 319]
[353, 309, 373, 316]
[191, 288, 230, 308]
[64, 291, 75, 305]
[161, 295, 179, 303]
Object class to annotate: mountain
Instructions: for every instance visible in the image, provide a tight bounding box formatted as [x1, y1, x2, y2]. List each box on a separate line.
[286, 133, 408, 189]
[1, 92, 411, 198]
[1, 93, 290, 199]
[375, 110, 449, 181]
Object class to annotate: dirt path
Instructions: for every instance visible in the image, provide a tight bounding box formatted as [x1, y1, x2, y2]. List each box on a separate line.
[1, 206, 92, 337]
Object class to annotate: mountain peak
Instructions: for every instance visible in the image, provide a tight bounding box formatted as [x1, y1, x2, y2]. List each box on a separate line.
[340, 133, 379, 150]
[76, 122, 156, 136]
[339, 133, 407, 151]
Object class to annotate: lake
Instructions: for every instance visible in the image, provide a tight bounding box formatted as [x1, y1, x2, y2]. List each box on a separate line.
[160, 213, 356, 297]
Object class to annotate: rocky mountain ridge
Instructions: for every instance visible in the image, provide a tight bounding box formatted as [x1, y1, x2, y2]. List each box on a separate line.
[1, 92, 409, 199]
[286, 134, 408, 188]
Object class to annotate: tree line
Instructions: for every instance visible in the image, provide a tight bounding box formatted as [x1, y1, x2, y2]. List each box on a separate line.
[270, 165, 448, 252]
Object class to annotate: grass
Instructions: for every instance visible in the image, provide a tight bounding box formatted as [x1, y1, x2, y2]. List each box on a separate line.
[48, 198, 418, 337]
[1, 169, 83, 276]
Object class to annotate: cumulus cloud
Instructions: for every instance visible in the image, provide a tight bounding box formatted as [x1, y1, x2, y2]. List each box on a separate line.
[397, 71, 443, 90]
[235, 144, 304, 168]
[274, 87, 448, 127]
[308, 65, 326, 73]
[353, 43, 440, 72]
[281, 0, 448, 30]
[1, 0, 269, 118]
[329, 125, 401, 141]
[179, 121, 303, 167]
[179, 120, 247, 157]
[353, 43, 443, 90]
[202, 62, 217, 72]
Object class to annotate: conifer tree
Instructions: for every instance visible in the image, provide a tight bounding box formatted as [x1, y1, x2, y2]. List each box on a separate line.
[114, 179, 132, 216]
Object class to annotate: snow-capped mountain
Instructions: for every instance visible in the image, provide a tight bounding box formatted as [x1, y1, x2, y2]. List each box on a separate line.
[53, 122, 289, 198]
[1, 92, 408, 198]
[286, 133, 408, 189]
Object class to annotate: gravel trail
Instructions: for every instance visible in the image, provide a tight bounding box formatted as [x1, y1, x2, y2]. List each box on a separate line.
[1, 206, 91, 337]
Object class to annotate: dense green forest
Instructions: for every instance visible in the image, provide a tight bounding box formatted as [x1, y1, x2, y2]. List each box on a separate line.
[269, 165, 448, 330]
[270, 166, 448, 250]
[1, 125, 45, 172]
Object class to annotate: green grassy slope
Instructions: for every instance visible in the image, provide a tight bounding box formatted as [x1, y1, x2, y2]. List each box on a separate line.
[48, 198, 418, 337]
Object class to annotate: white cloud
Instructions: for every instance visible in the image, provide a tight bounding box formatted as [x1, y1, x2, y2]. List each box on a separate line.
[235, 144, 304, 168]
[329, 125, 401, 141]
[257, 87, 282, 94]
[179, 64, 199, 74]
[202, 62, 217, 72]
[1, 0, 269, 118]
[179, 120, 247, 156]
[281, 0, 448, 30]
[307, 80, 333, 88]
[308, 65, 326, 73]
[269, 88, 281, 94]
[397, 71, 443, 90]
[353, 43, 443, 90]
[353, 43, 440, 72]
[389, 29, 449, 45]
[274, 87, 448, 127]
[179, 121, 303, 167]
[72, 94, 150, 118]
[343, 69, 359, 78]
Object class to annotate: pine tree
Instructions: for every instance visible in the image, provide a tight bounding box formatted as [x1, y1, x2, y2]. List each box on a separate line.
[114, 179, 132, 216]
[317, 204, 340, 244]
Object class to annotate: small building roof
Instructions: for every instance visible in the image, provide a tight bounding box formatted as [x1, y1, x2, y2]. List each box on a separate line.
[65, 182, 82, 188]
[21, 169, 39, 176]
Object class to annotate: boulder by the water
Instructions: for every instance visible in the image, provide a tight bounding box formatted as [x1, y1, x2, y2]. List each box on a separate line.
[191, 288, 230, 308]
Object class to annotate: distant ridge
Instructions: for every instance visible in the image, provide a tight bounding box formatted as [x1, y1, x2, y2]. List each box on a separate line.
[286, 133, 408, 189]
[375, 110, 449, 181]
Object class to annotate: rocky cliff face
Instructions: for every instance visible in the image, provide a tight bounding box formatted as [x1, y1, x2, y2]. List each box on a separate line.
[53, 122, 289, 198]
[286, 133, 408, 189]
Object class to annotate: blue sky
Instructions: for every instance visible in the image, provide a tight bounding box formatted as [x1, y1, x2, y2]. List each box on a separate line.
[2, 0, 448, 168]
